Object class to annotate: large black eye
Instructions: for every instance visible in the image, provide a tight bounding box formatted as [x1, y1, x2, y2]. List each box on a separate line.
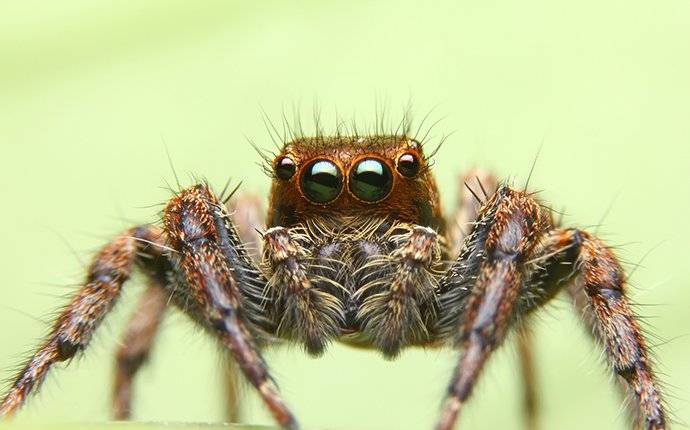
[349, 158, 393, 202]
[397, 152, 420, 177]
[300, 159, 343, 203]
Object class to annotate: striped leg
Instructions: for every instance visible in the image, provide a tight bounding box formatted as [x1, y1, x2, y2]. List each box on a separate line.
[435, 187, 666, 430]
[447, 171, 540, 429]
[436, 186, 549, 430]
[222, 193, 266, 423]
[0, 226, 167, 417]
[528, 229, 666, 429]
[112, 284, 168, 420]
[163, 185, 297, 429]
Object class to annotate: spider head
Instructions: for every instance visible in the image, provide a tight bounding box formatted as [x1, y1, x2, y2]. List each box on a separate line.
[266, 135, 444, 232]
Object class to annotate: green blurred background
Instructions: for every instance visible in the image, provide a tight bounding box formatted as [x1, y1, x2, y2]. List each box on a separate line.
[1, 1, 689, 429]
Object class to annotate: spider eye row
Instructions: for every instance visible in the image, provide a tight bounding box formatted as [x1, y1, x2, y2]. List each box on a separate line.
[274, 153, 420, 204]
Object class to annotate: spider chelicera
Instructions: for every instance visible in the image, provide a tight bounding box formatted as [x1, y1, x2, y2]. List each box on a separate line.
[0, 132, 666, 429]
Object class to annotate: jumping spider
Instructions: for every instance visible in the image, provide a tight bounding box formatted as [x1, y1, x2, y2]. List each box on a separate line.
[0, 133, 666, 429]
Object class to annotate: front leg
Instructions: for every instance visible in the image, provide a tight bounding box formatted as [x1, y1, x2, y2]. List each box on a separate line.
[112, 192, 265, 423]
[163, 185, 298, 429]
[355, 225, 446, 358]
[435, 186, 550, 430]
[447, 168, 540, 430]
[434, 185, 667, 430]
[262, 226, 344, 356]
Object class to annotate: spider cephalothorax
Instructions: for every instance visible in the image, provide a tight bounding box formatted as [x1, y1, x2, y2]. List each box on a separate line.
[0, 132, 667, 430]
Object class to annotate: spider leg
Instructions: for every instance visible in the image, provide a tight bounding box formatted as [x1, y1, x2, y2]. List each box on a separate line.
[355, 225, 445, 358]
[222, 192, 266, 423]
[262, 226, 343, 356]
[0, 225, 168, 417]
[524, 228, 666, 429]
[228, 193, 265, 263]
[110, 193, 264, 422]
[566, 280, 640, 424]
[445, 171, 542, 429]
[435, 186, 549, 430]
[516, 327, 539, 430]
[112, 283, 167, 420]
[354, 226, 445, 358]
[448, 167, 498, 255]
[435, 185, 667, 429]
[163, 184, 297, 429]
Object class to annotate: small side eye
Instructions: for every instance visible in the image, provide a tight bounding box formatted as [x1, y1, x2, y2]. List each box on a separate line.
[397, 152, 420, 177]
[275, 156, 296, 180]
[300, 159, 343, 203]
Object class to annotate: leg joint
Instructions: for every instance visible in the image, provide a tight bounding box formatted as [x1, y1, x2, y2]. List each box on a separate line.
[55, 336, 80, 362]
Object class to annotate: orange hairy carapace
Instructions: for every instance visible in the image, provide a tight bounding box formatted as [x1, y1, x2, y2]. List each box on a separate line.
[267, 136, 445, 232]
